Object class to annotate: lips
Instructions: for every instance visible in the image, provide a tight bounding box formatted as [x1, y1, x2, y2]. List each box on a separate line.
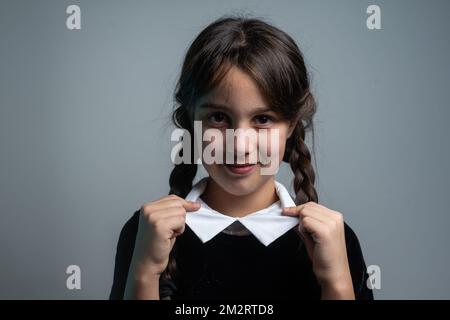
[224, 163, 257, 175]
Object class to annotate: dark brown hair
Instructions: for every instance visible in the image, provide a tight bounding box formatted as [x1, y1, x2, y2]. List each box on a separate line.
[163, 14, 318, 282]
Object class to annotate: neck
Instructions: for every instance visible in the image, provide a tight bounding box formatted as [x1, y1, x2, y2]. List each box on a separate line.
[201, 177, 279, 218]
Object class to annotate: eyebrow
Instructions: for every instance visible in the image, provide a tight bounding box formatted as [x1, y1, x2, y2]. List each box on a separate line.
[198, 102, 274, 114]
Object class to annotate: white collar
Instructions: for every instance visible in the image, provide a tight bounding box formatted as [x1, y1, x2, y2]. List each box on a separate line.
[185, 177, 299, 246]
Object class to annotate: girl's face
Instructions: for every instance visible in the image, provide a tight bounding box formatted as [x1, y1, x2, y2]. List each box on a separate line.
[194, 66, 296, 196]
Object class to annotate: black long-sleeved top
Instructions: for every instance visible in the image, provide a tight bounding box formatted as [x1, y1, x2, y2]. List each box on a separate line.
[109, 209, 374, 300]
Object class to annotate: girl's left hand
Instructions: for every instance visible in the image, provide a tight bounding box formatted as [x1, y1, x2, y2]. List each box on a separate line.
[282, 201, 354, 298]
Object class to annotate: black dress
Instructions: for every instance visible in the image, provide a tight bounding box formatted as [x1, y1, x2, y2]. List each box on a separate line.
[109, 209, 374, 300]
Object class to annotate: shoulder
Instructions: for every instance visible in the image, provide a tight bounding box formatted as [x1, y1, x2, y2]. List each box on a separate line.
[342, 221, 374, 300]
[343, 221, 366, 272]
[109, 209, 140, 300]
[343, 221, 367, 265]
[120, 209, 140, 241]
[115, 209, 141, 256]
[343, 221, 360, 248]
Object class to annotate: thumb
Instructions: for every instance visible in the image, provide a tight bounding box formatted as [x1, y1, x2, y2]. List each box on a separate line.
[282, 203, 307, 215]
[183, 200, 201, 212]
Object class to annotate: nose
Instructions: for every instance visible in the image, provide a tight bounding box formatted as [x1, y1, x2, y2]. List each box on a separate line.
[226, 124, 258, 163]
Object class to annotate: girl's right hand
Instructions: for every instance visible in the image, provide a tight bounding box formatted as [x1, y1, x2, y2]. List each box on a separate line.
[131, 194, 201, 278]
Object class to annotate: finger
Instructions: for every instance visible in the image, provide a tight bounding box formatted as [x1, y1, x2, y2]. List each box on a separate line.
[299, 206, 331, 224]
[141, 196, 182, 214]
[162, 214, 187, 239]
[150, 206, 187, 220]
[151, 193, 181, 204]
[296, 225, 314, 258]
[157, 197, 202, 211]
[282, 203, 324, 220]
[282, 203, 331, 225]
[300, 216, 328, 242]
[308, 203, 344, 222]
[145, 198, 200, 213]
[281, 202, 308, 215]
[146, 199, 185, 213]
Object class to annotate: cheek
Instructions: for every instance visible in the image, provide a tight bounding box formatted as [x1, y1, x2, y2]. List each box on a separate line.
[201, 127, 226, 164]
[257, 128, 289, 157]
[278, 131, 289, 156]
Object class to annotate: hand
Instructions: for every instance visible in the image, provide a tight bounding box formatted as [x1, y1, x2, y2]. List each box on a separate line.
[131, 194, 201, 278]
[282, 201, 354, 299]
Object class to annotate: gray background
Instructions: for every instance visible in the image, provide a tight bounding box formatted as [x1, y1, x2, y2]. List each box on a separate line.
[1, 0, 449, 299]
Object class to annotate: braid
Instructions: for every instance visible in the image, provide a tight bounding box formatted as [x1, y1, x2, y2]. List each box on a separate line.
[161, 162, 197, 282]
[169, 163, 197, 198]
[161, 104, 198, 282]
[169, 104, 198, 198]
[283, 91, 319, 205]
[289, 123, 318, 205]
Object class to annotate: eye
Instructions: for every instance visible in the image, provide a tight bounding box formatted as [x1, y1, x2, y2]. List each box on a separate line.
[207, 112, 229, 126]
[254, 114, 274, 125]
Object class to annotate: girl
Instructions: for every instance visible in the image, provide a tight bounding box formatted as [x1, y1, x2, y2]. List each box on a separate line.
[110, 15, 374, 300]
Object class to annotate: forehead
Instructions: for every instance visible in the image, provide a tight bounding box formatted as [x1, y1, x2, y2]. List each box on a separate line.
[196, 66, 269, 114]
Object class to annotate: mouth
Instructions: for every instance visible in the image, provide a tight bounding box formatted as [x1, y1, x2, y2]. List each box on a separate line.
[224, 163, 258, 175]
